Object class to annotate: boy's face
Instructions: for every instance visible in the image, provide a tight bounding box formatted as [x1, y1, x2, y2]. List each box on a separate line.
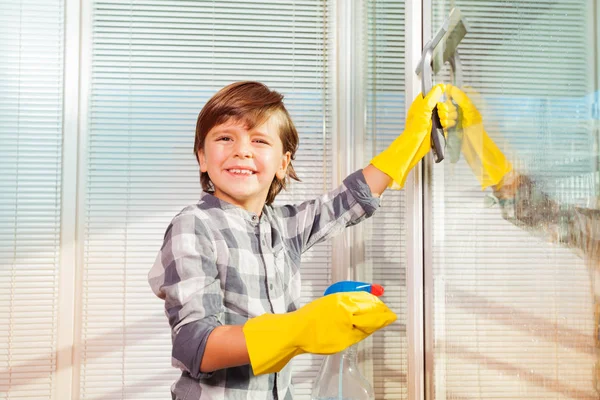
[198, 114, 291, 214]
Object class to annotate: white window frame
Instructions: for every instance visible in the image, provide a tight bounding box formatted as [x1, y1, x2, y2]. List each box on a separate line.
[404, 2, 426, 400]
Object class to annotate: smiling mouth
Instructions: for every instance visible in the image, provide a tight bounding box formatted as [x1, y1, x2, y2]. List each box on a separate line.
[227, 168, 256, 175]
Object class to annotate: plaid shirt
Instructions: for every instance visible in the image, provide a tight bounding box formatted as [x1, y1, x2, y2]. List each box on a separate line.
[148, 170, 379, 400]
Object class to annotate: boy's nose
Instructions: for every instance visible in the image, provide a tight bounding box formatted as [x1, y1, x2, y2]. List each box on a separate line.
[234, 141, 253, 158]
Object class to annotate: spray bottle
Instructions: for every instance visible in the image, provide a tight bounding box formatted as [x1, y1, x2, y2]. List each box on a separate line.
[311, 281, 384, 400]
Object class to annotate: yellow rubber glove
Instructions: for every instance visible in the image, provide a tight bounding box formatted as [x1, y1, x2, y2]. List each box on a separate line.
[370, 83, 447, 190]
[243, 291, 396, 376]
[440, 85, 513, 189]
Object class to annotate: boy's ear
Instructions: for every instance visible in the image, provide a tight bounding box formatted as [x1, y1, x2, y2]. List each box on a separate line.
[276, 151, 292, 180]
[198, 150, 208, 172]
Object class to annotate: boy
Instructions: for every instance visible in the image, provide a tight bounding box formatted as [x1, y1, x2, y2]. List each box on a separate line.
[149, 81, 446, 399]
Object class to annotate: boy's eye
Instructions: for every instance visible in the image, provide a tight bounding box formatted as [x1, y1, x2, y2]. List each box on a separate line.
[217, 136, 232, 141]
[254, 139, 270, 145]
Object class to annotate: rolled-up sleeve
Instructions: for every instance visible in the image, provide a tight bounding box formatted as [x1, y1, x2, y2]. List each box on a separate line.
[342, 169, 380, 218]
[148, 212, 223, 379]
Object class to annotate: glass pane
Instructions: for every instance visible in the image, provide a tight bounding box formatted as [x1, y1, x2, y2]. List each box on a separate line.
[0, 0, 64, 398]
[81, 1, 333, 399]
[428, 1, 599, 399]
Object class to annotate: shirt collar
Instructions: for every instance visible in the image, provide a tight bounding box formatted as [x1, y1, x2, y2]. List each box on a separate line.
[200, 191, 263, 223]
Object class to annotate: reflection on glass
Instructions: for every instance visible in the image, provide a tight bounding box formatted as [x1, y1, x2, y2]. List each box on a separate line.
[430, 1, 599, 398]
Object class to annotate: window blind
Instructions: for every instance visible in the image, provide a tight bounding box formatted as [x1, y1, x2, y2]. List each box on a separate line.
[364, 1, 408, 398]
[0, 1, 64, 399]
[80, 1, 332, 399]
[430, 1, 596, 398]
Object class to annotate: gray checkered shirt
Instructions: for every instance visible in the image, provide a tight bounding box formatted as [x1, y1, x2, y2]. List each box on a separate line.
[148, 169, 379, 400]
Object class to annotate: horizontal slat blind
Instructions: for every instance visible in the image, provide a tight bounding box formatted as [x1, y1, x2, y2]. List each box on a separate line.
[365, 1, 408, 398]
[434, 0, 594, 204]
[431, 1, 596, 398]
[0, 1, 64, 399]
[80, 1, 332, 399]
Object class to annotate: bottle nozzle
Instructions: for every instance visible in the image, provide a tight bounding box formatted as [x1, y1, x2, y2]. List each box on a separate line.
[370, 283, 384, 297]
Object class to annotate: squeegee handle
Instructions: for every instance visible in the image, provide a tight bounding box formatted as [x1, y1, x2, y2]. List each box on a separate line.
[430, 104, 445, 163]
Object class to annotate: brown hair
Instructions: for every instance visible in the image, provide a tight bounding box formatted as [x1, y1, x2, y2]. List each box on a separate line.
[194, 81, 300, 205]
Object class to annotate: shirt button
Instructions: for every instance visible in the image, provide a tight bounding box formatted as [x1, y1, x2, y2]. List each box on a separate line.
[269, 283, 274, 290]
[252, 215, 258, 222]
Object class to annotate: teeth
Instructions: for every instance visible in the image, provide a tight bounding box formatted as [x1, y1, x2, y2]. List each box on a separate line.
[229, 169, 253, 175]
